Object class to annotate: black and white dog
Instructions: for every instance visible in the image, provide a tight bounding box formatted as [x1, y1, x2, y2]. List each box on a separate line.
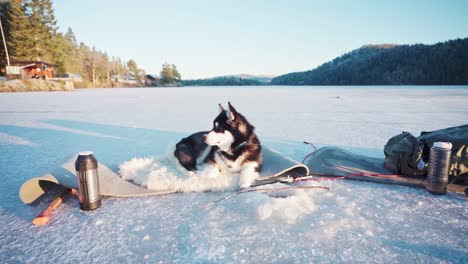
[174, 102, 262, 188]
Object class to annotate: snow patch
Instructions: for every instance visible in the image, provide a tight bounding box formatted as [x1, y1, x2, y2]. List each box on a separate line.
[257, 185, 317, 224]
[95, 219, 104, 226]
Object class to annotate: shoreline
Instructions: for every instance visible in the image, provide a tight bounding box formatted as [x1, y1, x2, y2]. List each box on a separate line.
[1, 80, 467, 93]
[0, 79, 143, 92]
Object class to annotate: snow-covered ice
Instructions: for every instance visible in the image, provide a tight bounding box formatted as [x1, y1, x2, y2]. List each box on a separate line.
[0, 86, 467, 263]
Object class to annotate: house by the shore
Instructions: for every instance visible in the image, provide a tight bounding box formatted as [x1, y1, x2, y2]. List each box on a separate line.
[110, 73, 138, 85]
[2, 60, 55, 80]
[144, 74, 159, 86]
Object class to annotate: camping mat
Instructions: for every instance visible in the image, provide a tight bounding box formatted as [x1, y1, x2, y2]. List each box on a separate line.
[304, 147, 466, 195]
[19, 147, 309, 204]
[305, 147, 392, 176]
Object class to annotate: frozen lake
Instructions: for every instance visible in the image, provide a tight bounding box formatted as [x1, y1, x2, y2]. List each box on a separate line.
[0, 86, 467, 263]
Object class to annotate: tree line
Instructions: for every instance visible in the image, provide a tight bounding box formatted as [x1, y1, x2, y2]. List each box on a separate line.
[182, 77, 262, 86]
[0, 0, 146, 86]
[271, 38, 468, 85]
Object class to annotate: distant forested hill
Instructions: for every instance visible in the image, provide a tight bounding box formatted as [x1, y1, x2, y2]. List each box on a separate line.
[271, 38, 468, 85]
[182, 76, 262, 86]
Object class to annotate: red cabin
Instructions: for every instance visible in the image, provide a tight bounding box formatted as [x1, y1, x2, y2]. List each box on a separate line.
[5, 60, 55, 80]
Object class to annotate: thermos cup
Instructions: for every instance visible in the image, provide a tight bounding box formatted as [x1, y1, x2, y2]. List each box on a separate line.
[426, 142, 452, 195]
[75, 151, 101, 210]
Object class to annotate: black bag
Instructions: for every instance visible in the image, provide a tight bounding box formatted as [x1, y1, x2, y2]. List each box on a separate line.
[384, 125, 468, 177]
[418, 125, 468, 177]
[384, 132, 426, 176]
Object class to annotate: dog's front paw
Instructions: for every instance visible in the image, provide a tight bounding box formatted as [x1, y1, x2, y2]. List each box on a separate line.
[239, 180, 253, 189]
[239, 165, 259, 188]
[199, 164, 220, 178]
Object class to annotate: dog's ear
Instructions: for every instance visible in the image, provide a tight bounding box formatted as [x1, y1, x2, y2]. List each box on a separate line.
[218, 104, 226, 113]
[227, 102, 237, 122]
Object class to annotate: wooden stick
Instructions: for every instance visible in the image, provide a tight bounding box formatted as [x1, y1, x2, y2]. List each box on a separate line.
[32, 188, 77, 226]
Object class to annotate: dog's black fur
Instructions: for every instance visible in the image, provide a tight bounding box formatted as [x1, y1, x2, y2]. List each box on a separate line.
[174, 131, 209, 171]
[174, 102, 262, 173]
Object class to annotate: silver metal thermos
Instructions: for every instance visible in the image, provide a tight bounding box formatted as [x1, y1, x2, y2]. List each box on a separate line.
[75, 151, 101, 210]
[426, 142, 452, 195]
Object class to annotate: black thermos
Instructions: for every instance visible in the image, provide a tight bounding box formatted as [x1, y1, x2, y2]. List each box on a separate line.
[75, 151, 101, 210]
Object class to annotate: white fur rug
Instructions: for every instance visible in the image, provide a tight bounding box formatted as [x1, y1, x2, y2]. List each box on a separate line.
[118, 151, 240, 193]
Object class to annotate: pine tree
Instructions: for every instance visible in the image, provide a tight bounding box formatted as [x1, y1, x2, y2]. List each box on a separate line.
[64, 27, 76, 47]
[41, 0, 59, 61]
[0, 1, 10, 66]
[24, 0, 45, 60]
[24, 0, 58, 61]
[60, 27, 81, 73]
[53, 32, 66, 74]
[42, 0, 56, 35]
[7, 0, 35, 60]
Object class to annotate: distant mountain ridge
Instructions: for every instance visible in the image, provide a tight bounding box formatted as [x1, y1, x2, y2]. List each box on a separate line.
[271, 38, 468, 85]
[181, 76, 262, 86]
[182, 74, 276, 86]
[220, 74, 276, 83]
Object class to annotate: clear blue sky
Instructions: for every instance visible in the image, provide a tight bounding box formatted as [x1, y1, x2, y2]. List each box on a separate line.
[53, 0, 468, 79]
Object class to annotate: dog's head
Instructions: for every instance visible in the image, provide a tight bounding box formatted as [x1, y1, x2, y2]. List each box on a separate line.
[203, 102, 253, 150]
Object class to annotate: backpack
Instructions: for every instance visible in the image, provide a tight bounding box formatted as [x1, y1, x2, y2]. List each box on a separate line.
[384, 125, 468, 177]
[418, 125, 468, 177]
[383, 132, 426, 176]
